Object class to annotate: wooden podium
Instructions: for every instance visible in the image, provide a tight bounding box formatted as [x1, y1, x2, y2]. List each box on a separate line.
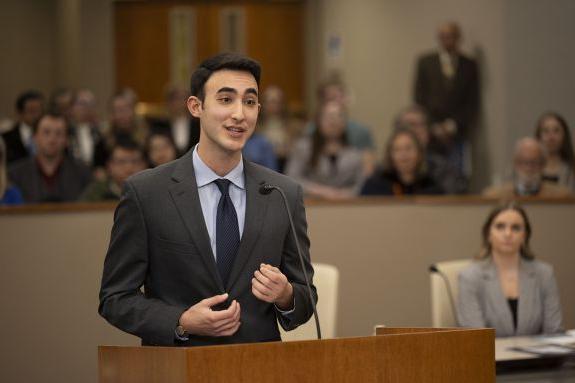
[99, 327, 494, 382]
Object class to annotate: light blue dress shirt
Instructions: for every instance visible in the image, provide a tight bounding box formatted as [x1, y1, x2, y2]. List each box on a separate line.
[192, 145, 246, 261]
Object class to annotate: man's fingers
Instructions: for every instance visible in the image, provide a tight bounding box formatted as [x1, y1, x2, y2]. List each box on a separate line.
[252, 277, 272, 296]
[254, 270, 274, 286]
[201, 293, 228, 307]
[209, 300, 238, 322]
[211, 302, 241, 329]
[252, 284, 273, 302]
[216, 321, 241, 337]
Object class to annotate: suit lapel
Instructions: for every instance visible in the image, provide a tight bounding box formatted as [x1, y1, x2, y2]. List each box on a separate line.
[226, 161, 270, 290]
[483, 261, 515, 336]
[517, 259, 537, 335]
[168, 151, 224, 292]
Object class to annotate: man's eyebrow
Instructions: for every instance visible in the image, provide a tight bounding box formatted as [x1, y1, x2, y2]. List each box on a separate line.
[245, 88, 258, 97]
[216, 87, 238, 94]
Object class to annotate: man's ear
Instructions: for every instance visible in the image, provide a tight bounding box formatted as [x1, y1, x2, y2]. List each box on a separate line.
[187, 96, 202, 118]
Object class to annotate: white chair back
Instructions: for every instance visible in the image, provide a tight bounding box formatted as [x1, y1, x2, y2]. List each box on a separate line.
[280, 262, 339, 341]
[430, 259, 471, 327]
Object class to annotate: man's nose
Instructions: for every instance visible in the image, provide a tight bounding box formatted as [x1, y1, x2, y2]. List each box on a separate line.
[230, 100, 246, 122]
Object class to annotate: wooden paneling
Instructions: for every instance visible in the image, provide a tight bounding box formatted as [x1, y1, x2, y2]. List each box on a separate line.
[245, 3, 304, 110]
[115, 3, 170, 102]
[114, 1, 304, 106]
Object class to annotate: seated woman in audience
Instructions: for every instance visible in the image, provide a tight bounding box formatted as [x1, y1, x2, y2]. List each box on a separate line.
[457, 203, 563, 337]
[145, 132, 177, 168]
[360, 128, 442, 196]
[285, 101, 368, 200]
[0, 137, 23, 205]
[534, 112, 575, 190]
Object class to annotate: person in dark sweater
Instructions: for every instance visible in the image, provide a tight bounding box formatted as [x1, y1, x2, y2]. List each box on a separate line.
[361, 128, 443, 196]
[8, 113, 92, 203]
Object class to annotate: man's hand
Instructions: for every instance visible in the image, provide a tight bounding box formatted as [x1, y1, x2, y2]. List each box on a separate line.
[252, 263, 294, 310]
[178, 293, 241, 337]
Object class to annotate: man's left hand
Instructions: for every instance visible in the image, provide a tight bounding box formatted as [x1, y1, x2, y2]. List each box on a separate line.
[252, 263, 294, 310]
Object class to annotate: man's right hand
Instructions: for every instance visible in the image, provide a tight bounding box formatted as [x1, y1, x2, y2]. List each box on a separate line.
[178, 293, 241, 337]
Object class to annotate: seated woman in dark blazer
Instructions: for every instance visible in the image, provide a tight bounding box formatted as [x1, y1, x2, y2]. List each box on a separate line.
[360, 128, 442, 196]
[457, 202, 563, 337]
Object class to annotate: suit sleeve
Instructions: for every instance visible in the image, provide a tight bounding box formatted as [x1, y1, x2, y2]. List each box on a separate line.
[457, 268, 487, 328]
[98, 180, 186, 345]
[414, 57, 428, 107]
[541, 265, 564, 334]
[277, 184, 317, 330]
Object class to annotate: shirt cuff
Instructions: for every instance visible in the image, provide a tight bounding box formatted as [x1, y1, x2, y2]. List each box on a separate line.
[275, 297, 296, 316]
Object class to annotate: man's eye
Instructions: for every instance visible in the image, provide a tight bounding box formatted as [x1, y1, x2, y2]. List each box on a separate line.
[244, 99, 258, 106]
[219, 97, 232, 104]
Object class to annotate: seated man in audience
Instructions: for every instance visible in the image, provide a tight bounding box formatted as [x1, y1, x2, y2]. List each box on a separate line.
[68, 89, 107, 174]
[2, 90, 45, 164]
[8, 113, 92, 203]
[483, 137, 571, 198]
[81, 140, 146, 202]
[395, 105, 468, 193]
[148, 86, 200, 156]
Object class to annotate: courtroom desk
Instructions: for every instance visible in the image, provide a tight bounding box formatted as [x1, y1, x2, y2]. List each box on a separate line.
[1, 196, 574, 383]
[497, 361, 575, 382]
[496, 336, 575, 382]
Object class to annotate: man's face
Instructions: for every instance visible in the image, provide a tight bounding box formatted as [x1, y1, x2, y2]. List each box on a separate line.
[400, 111, 429, 148]
[514, 143, 544, 186]
[188, 69, 259, 157]
[111, 97, 135, 130]
[34, 116, 67, 159]
[20, 99, 44, 127]
[438, 24, 460, 53]
[107, 148, 145, 186]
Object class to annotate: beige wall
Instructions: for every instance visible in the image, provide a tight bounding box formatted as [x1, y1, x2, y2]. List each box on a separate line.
[306, 0, 575, 189]
[0, 0, 114, 120]
[1, 199, 574, 382]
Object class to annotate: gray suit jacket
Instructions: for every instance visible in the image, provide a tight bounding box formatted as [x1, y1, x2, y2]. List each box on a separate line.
[99, 150, 316, 346]
[457, 258, 563, 337]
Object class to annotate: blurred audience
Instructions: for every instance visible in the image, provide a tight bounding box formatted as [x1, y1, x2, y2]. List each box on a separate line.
[458, 202, 563, 336]
[145, 132, 177, 168]
[104, 90, 148, 149]
[258, 85, 294, 172]
[2, 90, 45, 164]
[81, 140, 146, 201]
[148, 86, 199, 156]
[286, 101, 368, 200]
[534, 112, 575, 191]
[394, 105, 468, 193]
[308, 76, 376, 174]
[8, 113, 92, 203]
[243, 133, 279, 171]
[48, 88, 74, 121]
[68, 89, 107, 173]
[361, 128, 443, 196]
[414, 21, 479, 174]
[483, 137, 571, 198]
[0, 137, 24, 205]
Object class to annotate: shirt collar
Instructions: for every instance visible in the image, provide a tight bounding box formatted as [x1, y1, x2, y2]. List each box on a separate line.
[192, 145, 245, 190]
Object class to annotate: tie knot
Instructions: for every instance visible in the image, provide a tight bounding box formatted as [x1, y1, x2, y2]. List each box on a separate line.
[214, 178, 232, 196]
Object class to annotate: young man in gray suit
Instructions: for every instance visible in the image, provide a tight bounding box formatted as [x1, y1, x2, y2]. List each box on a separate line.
[99, 53, 317, 346]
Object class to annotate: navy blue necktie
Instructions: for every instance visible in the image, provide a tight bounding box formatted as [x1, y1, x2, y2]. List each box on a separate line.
[214, 179, 240, 286]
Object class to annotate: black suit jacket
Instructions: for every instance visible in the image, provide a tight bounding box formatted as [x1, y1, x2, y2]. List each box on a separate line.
[98, 150, 316, 346]
[414, 51, 479, 138]
[1, 123, 31, 164]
